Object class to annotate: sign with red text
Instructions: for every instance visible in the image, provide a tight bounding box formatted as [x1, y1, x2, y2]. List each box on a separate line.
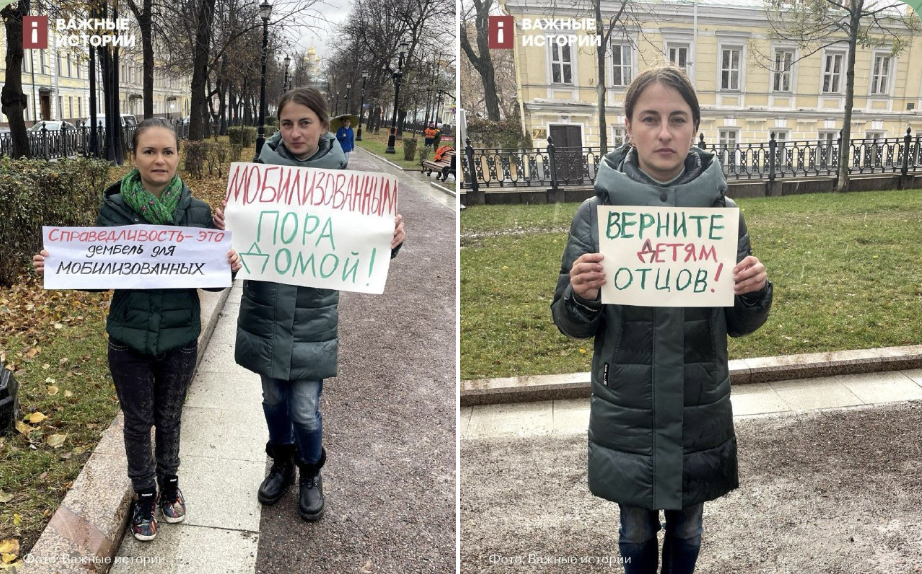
[42, 225, 232, 289]
[596, 206, 739, 307]
[223, 162, 398, 294]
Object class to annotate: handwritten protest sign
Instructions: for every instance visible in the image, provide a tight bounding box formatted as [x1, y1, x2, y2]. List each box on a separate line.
[596, 206, 739, 307]
[42, 225, 232, 290]
[223, 162, 398, 295]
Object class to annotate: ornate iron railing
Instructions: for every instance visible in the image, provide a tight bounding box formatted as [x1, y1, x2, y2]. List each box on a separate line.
[462, 129, 922, 192]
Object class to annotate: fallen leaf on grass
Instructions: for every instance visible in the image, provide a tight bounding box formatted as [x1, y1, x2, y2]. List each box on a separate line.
[14, 421, 33, 436]
[24, 348, 39, 359]
[0, 554, 16, 565]
[46, 386, 59, 396]
[58, 358, 69, 365]
[53, 323, 63, 330]
[0, 491, 12, 503]
[59, 452, 72, 460]
[27, 412, 47, 424]
[0, 541, 15, 556]
[11, 514, 20, 526]
[47, 434, 67, 448]
[64, 390, 73, 398]
[41, 364, 50, 370]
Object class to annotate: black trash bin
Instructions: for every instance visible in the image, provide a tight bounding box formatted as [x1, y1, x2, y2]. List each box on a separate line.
[1, 364, 19, 435]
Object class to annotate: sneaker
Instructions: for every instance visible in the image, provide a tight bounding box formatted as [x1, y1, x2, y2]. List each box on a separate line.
[131, 489, 158, 541]
[159, 475, 186, 523]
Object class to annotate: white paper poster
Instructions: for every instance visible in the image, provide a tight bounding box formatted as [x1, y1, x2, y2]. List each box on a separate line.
[223, 162, 398, 295]
[597, 206, 740, 307]
[42, 225, 233, 289]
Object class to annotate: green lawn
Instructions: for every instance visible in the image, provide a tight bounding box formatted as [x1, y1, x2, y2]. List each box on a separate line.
[460, 189, 922, 380]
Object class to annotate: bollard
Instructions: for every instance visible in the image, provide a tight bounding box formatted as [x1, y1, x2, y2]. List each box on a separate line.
[902, 127, 911, 177]
[0, 364, 19, 436]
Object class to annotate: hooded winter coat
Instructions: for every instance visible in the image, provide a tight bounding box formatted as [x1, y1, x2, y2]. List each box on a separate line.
[551, 145, 773, 510]
[235, 131, 400, 381]
[97, 180, 221, 356]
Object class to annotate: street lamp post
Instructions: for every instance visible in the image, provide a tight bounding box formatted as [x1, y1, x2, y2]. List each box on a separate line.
[283, 55, 291, 93]
[385, 41, 408, 154]
[253, 0, 272, 160]
[357, 70, 368, 141]
[334, 92, 340, 116]
[345, 83, 351, 115]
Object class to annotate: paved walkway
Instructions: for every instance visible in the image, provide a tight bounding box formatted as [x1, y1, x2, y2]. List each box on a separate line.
[111, 146, 457, 573]
[462, 369, 922, 439]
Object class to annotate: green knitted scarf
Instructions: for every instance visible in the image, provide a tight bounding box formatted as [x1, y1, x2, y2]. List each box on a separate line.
[120, 168, 182, 225]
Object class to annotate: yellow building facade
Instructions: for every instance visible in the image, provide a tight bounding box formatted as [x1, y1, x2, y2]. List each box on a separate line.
[499, 0, 922, 150]
[1, 30, 190, 126]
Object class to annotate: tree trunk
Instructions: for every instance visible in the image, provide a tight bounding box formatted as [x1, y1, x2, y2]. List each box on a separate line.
[189, 0, 217, 140]
[595, 0, 608, 154]
[0, 0, 31, 158]
[460, 0, 501, 120]
[836, 5, 862, 192]
[128, 0, 154, 118]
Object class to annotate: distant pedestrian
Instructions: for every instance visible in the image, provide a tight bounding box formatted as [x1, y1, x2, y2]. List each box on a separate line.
[335, 117, 355, 164]
[214, 87, 406, 522]
[33, 118, 241, 542]
[551, 66, 773, 574]
[424, 122, 438, 147]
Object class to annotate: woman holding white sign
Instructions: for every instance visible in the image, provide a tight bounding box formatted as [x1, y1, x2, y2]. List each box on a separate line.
[551, 67, 772, 574]
[33, 118, 242, 542]
[214, 87, 405, 522]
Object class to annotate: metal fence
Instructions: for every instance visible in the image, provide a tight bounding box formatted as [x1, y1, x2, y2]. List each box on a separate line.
[462, 129, 922, 192]
[0, 120, 200, 160]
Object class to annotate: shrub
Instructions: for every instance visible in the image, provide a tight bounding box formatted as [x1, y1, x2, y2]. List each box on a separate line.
[466, 117, 531, 149]
[0, 157, 110, 286]
[265, 117, 278, 129]
[227, 126, 257, 148]
[402, 138, 418, 161]
[183, 141, 211, 179]
[418, 146, 431, 162]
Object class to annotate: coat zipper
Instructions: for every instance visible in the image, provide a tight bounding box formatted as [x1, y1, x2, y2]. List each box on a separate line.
[651, 307, 656, 506]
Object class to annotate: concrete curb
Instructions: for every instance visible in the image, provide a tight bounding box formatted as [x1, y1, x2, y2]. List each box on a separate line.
[460, 345, 922, 406]
[430, 181, 457, 197]
[357, 146, 411, 171]
[24, 284, 234, 573]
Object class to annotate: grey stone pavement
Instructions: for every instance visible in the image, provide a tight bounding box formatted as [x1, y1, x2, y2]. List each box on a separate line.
[111, 146, 457, 573]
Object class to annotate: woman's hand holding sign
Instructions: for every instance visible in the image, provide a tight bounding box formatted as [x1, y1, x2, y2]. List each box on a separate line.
[733, 256, 766, 295]
[570, 253, 606, 301]
[33, 250, 49, 275]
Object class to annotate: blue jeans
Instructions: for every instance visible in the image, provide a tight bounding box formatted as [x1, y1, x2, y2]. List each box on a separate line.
[618, 503, 704, 574]
[261, 376, 323, 464]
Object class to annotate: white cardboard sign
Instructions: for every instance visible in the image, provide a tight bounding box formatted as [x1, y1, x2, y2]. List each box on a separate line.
[597, 206, 739, 307]
[223, 162, 398, 294]
[42, 225, 232, 289]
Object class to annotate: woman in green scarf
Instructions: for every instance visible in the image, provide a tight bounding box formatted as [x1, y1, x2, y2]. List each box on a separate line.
[33, 118, 242, 542]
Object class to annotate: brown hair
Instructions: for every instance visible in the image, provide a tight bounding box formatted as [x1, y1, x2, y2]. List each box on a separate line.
[131, 117, 179, 153]
[624, 66, 700, 132]
[277, 87, 329, 128]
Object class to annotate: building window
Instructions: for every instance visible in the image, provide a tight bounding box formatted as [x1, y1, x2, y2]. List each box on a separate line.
[39, 51, 45, 74]
[773, 49, 793, 92]
[612, 126, 628, 147]
[551, 43, 572, 84]
[611, 43, 632, 87]
[822, 52, 844, 93]
[719, 129, 738, 149]
[720, 47, 741, 90]
[773, 130, 790, 164]
[819, 131, 837, 165]
[57, 96, 63, 119]
[77, 97, 82, 119]
[56, 53, 62, 75]
[667, 44, 689, 74]
[719, 129, 740, 168]
[870, 54, 891, 95]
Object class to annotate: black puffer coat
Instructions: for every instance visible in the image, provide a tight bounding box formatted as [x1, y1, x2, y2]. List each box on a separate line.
[551, 145, 773, 510]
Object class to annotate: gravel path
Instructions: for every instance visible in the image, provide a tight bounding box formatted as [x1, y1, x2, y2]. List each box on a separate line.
[255, 149, 457, 574]
[462, 402, 922, 573]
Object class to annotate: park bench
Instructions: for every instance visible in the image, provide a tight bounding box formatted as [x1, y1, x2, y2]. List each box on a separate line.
[422, 149, 456, 182]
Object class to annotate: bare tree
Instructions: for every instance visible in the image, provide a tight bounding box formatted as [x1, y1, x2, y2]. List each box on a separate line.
[1, 0, 31, 158]
[761, 0, 921, 191]
[460, 0, 500, 120]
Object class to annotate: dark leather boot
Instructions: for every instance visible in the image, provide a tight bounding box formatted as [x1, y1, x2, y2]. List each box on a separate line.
[257, 443, 296, 505]
[296, 448, 326, 521]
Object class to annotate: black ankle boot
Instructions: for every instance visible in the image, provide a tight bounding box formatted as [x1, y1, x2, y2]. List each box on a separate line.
[258, 443, 296, 505]
[296, 448, 326, 522]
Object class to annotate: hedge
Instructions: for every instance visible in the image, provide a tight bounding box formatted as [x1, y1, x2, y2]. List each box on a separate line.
[0, 157, 110, 286]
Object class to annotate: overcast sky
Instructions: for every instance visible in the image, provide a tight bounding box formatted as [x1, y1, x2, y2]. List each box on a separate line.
[278, 0, 353, 61]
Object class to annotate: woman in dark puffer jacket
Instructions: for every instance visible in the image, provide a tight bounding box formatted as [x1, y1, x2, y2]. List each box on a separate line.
[34, 118, 241, 542]
[552, 67, 772, 574]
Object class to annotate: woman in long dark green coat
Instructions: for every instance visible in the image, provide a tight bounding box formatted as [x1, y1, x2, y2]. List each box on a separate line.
[552, 67, 772, 574]
[215, 88, 405, 522]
